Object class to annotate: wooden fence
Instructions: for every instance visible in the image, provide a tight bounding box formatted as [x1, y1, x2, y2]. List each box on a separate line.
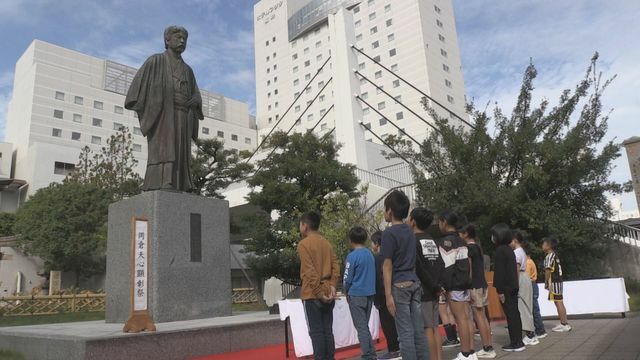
[0, 288, 259, 317]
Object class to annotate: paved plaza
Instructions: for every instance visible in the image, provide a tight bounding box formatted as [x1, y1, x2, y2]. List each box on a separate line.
[349, 313, 640, 360]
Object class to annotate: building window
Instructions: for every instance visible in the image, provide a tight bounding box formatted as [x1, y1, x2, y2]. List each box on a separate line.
[443, 63, 450, 72]
[273, 36, 276, 42]
[439, 34, 446, 42]
[295, 105, 301, 112]
[91, 136, 101, 145]
[363, 108, 370, 115]
[358, 62, 366, 70]
[304, 47, 310, 55]
[245, 137, 252, 145]
[54, 161, 75, 176]
[318, 81, 325, 88]
[373, 55, 381, 62]
[266, 56, 270, 62]
[217, 131, 224, 138]
[445, 79, 452, 88]
[440, 49, 448, 58]
[370, 26, 378, 34]
[268, 117, 273, 124]
[305, 87, 312, 94]
[307, 114, 314, 122]
[362, 92, 369, 99]
[394, 95, 402, 102]
[292, 40, 297, 47]
[369, 12, 376, 20]
[274, 76, 278, 83]
[393, 79, 400, 88]
[74, 96, 83, 105]
[372, 41, 380, 49]
[356, 34, 363, 41]
[305, 73, 311, 80]
[274, 64, 277, 70]
[384, 4, 391, 12]
[436, 19, 443, 28]
[353, 5, 360, 13]
[292, 53, 298, 60]
[52, 128, 62, 137]
[114, 105, 124, 114]
[320, 108, 327, 116]
[92, 118, 102, 127]
[133, 144, 142, 152]
[391, 64, 399, 71]
[396, 112, 404, 120]
[379, 118, 387, 126]
[294, 79, 300, 86]
[73, 114, 82, 123]
[266, 40, 269, 46]
[363, 122, 371, 130]
[316, 41, 322, 48]
[321, 123, 327, 130]
[129, 127, 141, 135]
[231, 134, 238, 141]
[376, 86, 384, 94]
[113, 122, 124, 130]
[378, 102, 386, 110]
[316, 54, 323, 61]
[53, 109, 64, 119]
[447, 95, 455, 104]
[360, 78, 367, 85]
[355, 20, 361, 28]
[434, 5, 441, 13]
[293, 66, 299, 73]
[55, 91, 65, 100]
[275, 89, 278, 95]
[273, 52, 276, 58]
[389, 48, 397, 57]
[93, 100, 103, 110]
[71, 132, 81, 141]
[375, 71, 382, 79]
[319, 95, 326, 102]
[388, 33, 395, 42]
[368, 0, 374, 5]
[267, 68, 271, 74]
[304, 60, 311, 67]
[275, 101, 279, 108]
[386, 19, 393, 27]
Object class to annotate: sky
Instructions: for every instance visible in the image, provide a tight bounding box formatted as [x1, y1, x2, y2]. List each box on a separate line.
[0, 0, 638, 213]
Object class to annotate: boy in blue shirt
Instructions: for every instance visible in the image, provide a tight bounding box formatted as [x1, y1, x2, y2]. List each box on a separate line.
[344, 226, 377, 360]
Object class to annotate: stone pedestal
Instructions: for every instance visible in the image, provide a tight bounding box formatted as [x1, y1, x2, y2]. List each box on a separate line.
[105, 191, 231, 323]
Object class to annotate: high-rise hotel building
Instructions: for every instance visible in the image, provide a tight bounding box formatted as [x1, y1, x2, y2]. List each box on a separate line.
[253, 0, 468, 170]
[2, 40, 257, 210]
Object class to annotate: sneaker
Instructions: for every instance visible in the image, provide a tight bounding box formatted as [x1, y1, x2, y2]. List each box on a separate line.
[552, 323, 572, 332]
[502, 343, 526, 352]
[378, 351, 402, 360]
[522, 335, 540, 346]
[536, 332, 548, 339]
[476, 348, 497, 358]
[452, 352, 476, 360]
[443, 338, 461, 348]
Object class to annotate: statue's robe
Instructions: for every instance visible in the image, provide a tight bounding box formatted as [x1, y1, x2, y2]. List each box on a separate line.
[125, 51, 204, 191]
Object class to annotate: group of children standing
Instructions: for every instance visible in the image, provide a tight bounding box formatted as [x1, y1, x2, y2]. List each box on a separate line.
[297, 190, 570, 360]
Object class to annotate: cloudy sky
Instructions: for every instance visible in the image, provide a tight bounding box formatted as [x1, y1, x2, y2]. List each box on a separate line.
[0, 0, 638, 212]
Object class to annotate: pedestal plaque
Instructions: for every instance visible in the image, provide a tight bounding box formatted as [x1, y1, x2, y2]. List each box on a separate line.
[106, 191, 231, 324]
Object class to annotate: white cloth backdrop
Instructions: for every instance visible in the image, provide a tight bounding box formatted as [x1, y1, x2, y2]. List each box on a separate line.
[279, 297, 380, 358]
[537, 277, 629, 316]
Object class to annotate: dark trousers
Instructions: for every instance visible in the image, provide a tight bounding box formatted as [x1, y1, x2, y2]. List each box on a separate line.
[376, 301, 400, 352]
[304, 299, 335, 360]
[501, 288, 523, 346]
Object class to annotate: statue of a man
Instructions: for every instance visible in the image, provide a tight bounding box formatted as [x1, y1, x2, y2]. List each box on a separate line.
[125, 26, 204, 192]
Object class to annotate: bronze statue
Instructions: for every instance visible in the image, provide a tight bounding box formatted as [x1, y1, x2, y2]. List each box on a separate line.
[125, 26, 204, 192]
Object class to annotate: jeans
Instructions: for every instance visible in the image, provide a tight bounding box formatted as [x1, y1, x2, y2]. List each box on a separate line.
[391, 281, 430, 360]
[500, 288, 523, 346]
[304, 299, 335, 360]
[531, 281, 545, 335]
[348, 295, 376, 360]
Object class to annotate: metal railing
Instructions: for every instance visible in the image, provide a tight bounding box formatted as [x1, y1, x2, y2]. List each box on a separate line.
[374, 163, 415, 185]
[355, 168, 407, 190]
[231, 288, 259, 304]
[607, 220, 640, 248]
[365, 183, 417, 215]
[0, 293, 105, 316]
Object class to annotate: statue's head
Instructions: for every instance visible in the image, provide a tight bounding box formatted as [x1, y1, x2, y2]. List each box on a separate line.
[164, 26, 189, 53]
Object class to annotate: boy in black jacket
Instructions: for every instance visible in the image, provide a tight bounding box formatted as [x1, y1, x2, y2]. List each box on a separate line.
[491, 223, 525, 352]
[410, 207, 444, 360]
[371, 231, 400, 359]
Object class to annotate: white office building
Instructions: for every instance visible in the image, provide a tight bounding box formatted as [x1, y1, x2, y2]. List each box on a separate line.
[2, 40, 258, 211]
[253, 0, 468, 173]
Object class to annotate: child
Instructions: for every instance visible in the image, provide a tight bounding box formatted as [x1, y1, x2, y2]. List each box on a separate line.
[409, 207, 444, 360]
[491, 223, 525, 352]
[459, 224, 496, 358]
[438, 210, 474, 360]
[344, 226, 377, 360]
[297, 211, 340, 359]
[381, 190, 430, 360]
[542, 237, 571, 332]
[371, 231, 401, 359]
[525, 249, 547, 338]
[511, 231, 538, 346]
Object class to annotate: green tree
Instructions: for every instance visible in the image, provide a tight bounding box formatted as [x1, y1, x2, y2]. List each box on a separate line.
[68, 127, 142, 200]
[386, 54, 624, 279]
[243, 131, 360, 284]
[14, 182, 110, 286]
[0, 213, 16, 237]
[190, 138, 254, 198]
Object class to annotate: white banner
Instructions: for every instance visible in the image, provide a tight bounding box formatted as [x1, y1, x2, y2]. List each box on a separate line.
[537, 277, 629, 316]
